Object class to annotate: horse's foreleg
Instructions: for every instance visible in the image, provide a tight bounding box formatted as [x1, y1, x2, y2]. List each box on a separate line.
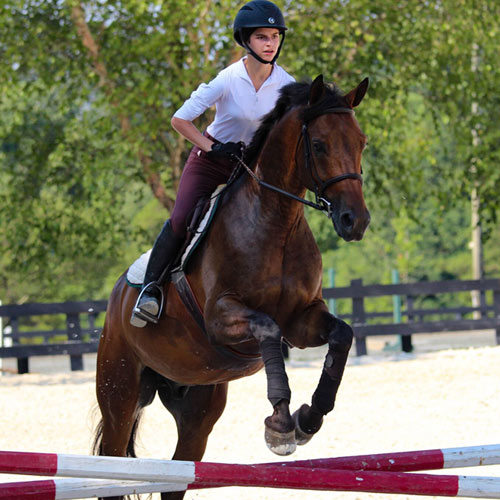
[288, 303, 353, 445]
[257, 320, 295, 455]
[207, 298, 294, 455]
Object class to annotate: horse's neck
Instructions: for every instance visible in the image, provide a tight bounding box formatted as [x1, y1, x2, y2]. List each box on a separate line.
[250, 116, 306, 223]
[222, 172, 303, 248]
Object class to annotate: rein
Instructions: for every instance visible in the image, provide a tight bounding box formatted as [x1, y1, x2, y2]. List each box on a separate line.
[235, 107, 363, 218]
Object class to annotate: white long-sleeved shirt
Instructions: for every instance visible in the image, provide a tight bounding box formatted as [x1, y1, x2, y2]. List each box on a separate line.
[173, 57, 295, 145]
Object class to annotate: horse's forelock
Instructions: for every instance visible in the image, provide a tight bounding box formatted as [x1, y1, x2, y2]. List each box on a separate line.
[244, 80, 346, 167]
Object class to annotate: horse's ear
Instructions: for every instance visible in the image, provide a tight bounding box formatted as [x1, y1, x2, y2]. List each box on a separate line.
[344, 77, 369, 108]
[309, 75, 325, 105]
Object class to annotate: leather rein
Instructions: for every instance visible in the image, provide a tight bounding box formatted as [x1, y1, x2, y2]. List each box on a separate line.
[234, 107, 363, 218]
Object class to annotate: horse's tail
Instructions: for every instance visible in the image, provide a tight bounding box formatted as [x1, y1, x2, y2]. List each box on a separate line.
[91, 417, 104, 456]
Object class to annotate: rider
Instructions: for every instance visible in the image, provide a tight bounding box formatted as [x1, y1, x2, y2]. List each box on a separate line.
[131, 0, 295, 327]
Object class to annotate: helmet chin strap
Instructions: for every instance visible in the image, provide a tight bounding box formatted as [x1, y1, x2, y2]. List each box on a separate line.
[243, 32, 286, 65]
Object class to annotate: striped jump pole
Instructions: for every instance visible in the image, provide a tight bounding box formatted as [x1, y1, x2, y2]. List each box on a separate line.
[0, 451, 195, 483]
[2, 444, 500, 480]
[2, 448, 500, 500]
[2, 465, 500, 499]
[0, 478, 185, 500]
[258, 443, 500, 473]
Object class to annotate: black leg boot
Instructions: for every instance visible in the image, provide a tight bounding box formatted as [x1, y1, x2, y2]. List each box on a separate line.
[130, 220, 183, 328]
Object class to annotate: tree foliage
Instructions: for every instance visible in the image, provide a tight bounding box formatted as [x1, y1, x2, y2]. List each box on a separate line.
[1, 0, 499, 303]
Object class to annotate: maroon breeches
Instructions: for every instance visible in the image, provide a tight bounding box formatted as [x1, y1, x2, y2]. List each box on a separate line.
[170, 145, 236, 239]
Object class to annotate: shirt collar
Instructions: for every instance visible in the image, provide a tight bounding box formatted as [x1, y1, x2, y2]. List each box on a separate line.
[237, 57, 277, 87]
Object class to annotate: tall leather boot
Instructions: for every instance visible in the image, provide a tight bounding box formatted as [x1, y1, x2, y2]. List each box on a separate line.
[130, 220, 183, 328]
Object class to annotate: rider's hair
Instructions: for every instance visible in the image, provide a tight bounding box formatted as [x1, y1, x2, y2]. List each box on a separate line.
[239, 28, 255, 46]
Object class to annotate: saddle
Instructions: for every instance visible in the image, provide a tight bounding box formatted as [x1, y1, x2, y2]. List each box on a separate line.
[127, 185, 226, 332]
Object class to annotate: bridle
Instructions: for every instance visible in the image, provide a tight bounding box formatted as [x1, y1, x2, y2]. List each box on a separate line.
[301, 107, 363, 217]
[234, 107, 363, 218]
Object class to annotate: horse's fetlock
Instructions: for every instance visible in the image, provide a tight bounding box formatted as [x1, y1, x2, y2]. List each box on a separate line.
[299, 403, 324, 433]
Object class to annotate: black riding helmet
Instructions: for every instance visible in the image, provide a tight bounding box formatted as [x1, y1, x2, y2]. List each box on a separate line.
[233, 0, 287, 65]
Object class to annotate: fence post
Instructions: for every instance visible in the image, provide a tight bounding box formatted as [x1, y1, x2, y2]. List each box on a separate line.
[493, 288, 500, 346]
[390, 269, 410, 352]
[67, 313, 84, 371]
[351, 278, 367, 356]
[479, 286, 487, 319]
[327, 268, 336, 315]
[9, 317, 29, 374]
[403, 295, 415, 353]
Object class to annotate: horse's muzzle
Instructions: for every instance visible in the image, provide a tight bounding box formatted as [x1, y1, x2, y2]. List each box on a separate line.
[332, 207, 371, 242]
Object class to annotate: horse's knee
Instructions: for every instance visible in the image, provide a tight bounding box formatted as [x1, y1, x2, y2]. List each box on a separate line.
[328, 318, 353, 353]
[249, 313, 280, 343]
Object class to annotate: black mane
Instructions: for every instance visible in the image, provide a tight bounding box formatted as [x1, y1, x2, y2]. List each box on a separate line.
[243, 79, 346, 167]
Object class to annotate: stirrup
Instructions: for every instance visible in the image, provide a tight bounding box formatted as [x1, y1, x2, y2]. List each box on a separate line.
[131, 282, 164, 326]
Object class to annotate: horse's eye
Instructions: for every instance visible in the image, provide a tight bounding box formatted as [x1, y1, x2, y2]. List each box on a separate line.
[312, 140, 326, 155]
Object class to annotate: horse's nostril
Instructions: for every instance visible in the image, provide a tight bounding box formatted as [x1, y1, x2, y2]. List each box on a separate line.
[340, 211, 354, 230]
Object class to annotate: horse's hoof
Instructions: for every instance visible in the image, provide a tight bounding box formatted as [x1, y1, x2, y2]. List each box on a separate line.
[264, 427, 296, 456]
[292, 404, 323, 446]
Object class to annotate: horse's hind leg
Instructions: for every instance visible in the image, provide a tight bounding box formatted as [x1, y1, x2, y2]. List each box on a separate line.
[94, 331, 157, 500]
[156, 381, 229, 500]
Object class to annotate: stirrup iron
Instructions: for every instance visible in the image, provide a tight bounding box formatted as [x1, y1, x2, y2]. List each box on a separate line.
[131, 282, 165, 325]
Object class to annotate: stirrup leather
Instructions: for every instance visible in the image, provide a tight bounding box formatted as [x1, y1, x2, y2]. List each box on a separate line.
[132, 282, 165, 325]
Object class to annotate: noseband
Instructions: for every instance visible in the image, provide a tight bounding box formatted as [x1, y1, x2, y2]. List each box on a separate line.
[300, 107, 363, 218]
[234, 106, 363, 218]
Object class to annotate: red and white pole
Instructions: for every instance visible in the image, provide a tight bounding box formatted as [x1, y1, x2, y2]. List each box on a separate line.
[258, 444, 500, 473]
[1, 446, 500, 500]
[0, 451, 194, 482]
[1, 467, 500, 499]
[2, 444, 500, 480]
[0, 478, 185, 500]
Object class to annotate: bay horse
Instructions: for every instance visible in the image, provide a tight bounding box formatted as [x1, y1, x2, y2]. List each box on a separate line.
[94, 75, 370, 500]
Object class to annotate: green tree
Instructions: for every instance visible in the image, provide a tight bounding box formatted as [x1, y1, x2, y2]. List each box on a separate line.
[0, 0, 239, 300]
[1, 0, 499, 304]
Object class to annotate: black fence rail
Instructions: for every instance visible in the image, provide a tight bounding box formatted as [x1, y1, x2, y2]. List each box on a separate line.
[324, 278, 500, 356]
[1, 279, 500, 373]
[0, 300, 107, 373]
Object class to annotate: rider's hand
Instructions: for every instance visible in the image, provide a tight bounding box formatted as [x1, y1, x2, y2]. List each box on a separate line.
[207, 141, 245, 160]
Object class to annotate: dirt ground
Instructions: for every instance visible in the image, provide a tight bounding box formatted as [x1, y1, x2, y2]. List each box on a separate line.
[1, 330, 499, 500]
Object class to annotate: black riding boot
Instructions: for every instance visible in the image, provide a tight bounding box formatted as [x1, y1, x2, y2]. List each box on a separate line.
[130, 220, 183, 328]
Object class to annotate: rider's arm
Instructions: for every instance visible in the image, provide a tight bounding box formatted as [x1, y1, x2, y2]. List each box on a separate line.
[172, 72, 226, 152]
[170, 117, 214, 153]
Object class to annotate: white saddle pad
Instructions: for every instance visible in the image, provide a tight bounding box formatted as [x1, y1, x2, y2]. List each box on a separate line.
[126, 249, 151, 287]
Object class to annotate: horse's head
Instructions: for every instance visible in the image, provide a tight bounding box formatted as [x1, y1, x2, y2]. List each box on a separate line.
[298, 75, 371, 241]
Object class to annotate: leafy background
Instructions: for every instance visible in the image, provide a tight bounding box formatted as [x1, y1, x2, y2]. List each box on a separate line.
[1, 0, 499, 306]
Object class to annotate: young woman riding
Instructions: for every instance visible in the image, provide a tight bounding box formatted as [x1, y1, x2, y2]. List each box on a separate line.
[131, 0, 295, 327]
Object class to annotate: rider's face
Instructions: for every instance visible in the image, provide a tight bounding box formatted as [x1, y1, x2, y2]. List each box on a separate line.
[247, 28, 281, 62]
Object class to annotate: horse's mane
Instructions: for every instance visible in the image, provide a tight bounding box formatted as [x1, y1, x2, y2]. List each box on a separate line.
[243, 79, 346, 167]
